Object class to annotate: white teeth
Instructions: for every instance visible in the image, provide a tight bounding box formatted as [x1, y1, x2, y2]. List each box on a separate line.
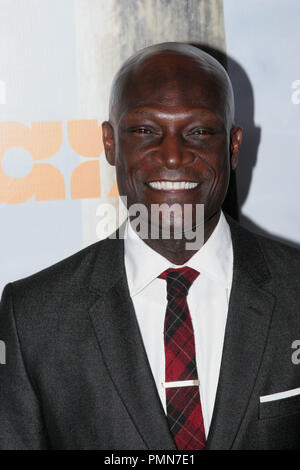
[148, 181, 199, 190]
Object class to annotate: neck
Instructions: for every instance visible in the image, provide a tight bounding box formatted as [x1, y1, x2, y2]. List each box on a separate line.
[131, 211, 221, 265]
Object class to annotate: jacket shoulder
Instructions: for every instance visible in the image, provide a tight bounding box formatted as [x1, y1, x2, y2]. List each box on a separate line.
[6, 235, 120, 303]
[226, 215, 300, 289]
[227, 214, 300, 267]
[252, 230, 300, 274]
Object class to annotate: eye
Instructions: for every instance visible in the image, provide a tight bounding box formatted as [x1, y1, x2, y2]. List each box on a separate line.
[131, 127, 153, 134]
[188, 128, 212, 136]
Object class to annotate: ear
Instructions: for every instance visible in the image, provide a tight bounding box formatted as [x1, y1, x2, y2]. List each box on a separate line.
[102, 121, 116, 166]
[230, 126, 242, 170]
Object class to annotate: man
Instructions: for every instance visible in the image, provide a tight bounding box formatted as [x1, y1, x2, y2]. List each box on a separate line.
[0, 42, 300, 450]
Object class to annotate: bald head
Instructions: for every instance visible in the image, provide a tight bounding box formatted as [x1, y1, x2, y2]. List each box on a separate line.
[109, 42, 235, 129]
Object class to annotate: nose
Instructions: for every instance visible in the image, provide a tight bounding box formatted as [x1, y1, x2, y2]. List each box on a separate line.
[160, 134, 194, 169]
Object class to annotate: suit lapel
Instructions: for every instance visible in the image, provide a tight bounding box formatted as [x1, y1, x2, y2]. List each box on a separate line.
[88, 235, 176, 450]
[205, 218, 275, 449]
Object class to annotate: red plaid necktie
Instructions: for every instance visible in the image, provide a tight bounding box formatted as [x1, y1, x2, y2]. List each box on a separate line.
[159, 267, 206, 450]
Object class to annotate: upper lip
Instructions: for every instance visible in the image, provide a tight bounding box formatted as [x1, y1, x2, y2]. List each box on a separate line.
[146, 179, 199, 183]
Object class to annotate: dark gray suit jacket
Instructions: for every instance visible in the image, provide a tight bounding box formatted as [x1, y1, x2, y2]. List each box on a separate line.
[0, 217, 300, 450]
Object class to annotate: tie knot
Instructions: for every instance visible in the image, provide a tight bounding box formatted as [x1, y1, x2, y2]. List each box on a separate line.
[159, 267, 199, 300]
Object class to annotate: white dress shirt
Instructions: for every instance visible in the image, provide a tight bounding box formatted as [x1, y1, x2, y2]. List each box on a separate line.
[124, 211, 233, 437]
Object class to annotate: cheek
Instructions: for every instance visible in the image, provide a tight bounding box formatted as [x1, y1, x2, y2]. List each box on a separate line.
[209, 156, 231, 206]
[115, 139, 136, 184]
[209, 138, 231, 183]
[115, 152, 145, 203]
[116, 136, 143, 178]
[200, 141, 231, 202]
[195, 136, 229, 175]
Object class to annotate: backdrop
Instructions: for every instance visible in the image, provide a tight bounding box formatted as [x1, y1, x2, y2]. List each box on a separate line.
[1, 0, 299, 294]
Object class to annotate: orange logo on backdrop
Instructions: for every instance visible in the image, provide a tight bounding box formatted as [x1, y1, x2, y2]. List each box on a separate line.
[0, 119, 118, 204]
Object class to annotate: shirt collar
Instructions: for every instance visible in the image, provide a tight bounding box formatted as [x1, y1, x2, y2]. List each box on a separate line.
[124, 211, 233, 297]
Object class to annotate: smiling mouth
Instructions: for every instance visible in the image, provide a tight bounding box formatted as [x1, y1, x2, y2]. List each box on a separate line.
[147, 181, 200, 191]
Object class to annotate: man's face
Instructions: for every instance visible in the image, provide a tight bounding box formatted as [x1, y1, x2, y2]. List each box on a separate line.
[103, 54, 242, 231]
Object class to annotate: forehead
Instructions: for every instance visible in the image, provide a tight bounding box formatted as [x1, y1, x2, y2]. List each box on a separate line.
[114, 53, 229, 122]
